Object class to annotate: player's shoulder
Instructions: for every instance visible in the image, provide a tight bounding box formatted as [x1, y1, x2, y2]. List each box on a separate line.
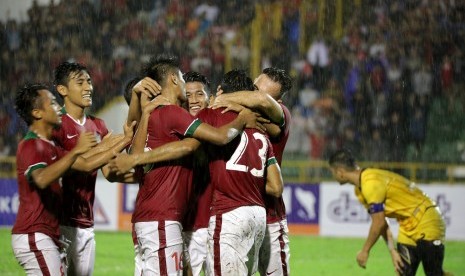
[197, 107, 217, 116]
[361, 168, 379, 178]
[85, 113, 108, 130]
[280, 102, 290, 112]
[361, 168, 391, 185]
[19, 132, 52, 153]
[18, 136, 36, 152]
[281, 103, 291, 120]
[86, 113, 103, 122]
[162, 104, 191, 115]
[196, 107, 221, 121]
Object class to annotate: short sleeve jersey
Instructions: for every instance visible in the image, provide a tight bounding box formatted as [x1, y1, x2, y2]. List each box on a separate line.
[52, 108, 109, 228]
[265, 103, 291, 223]
[132, 105, 201, 223]
[356, 168, 441, 233]
[12, 131, 67, 243]
[197, 108, 277, 215]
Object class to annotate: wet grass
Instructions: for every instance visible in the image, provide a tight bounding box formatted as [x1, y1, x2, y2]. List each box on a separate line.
[1, 229, 464, 275]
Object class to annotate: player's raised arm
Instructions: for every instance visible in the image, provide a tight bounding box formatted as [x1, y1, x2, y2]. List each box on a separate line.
[79, 132, 122, 159]
[127, 77, 162, 127]
[213, 90, 284, 126]
[71, 121, 135, 173]
[109, 138, 201, 175]
[130, 94, 172, 154]
[32, 132, 97, 189]
[191, 108, 265, 145]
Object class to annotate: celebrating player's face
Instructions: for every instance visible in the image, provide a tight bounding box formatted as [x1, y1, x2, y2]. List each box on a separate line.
[66, 70, 93, 108]
[186, 82, 209, 116]
[38, 89, 62, 126]
[254, 74, 281, 100]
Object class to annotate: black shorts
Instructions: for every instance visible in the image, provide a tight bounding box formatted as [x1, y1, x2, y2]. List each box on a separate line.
[397, 240, 445, 276]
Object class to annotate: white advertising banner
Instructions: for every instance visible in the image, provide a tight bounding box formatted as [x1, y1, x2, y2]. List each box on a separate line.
[93, 177, 119, 231]
[320, 182, 465, 240]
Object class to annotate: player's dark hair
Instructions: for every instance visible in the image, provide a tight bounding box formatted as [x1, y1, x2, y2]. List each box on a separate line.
[15, 83, 49, 126]
[262, 67, 292, 98]
[220, 69, 254, 94]
[142, 54, 180, 85]
[183, 71, 211, 96]
[53, 61, 88, 87]
[123, 76, 142, 105]
[328, 149, 357, 170]
[53, 61, 89, 99]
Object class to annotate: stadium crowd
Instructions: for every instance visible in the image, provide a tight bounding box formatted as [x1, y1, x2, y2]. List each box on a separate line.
[0, 0, 464, 164]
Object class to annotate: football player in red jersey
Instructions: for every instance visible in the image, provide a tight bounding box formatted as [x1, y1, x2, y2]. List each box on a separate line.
[199, 69, 284, 276]
[52, 62, 136, 275]
[119, 55, 262, 275]
[181, 71, 212, 276]
[212, 67, 293, 276]
[11, 84, 97, 275]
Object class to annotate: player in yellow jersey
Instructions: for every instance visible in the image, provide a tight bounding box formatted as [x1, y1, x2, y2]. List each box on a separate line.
[328, 149, 447, 276]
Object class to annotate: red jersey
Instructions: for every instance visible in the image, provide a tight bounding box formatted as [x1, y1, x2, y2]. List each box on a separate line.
[265, 103, 291, 223]
[52, 108, 109, 228]
[12, 131, 67, 243]
[132, 105, 200, 223]
[197, 108, 277, 215]
[182, 148, 212, 231]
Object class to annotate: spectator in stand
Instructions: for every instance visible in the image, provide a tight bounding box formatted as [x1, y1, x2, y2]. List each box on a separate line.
[412, 62, 433, 99]
[284, 106, 310, 158]
[306, 36, 330, 91]
[2, 0, 465, 165]
[363, 127, 389, 162]
[386, 110, 409, 162]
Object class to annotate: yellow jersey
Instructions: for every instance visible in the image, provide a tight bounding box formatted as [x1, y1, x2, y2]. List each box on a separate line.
[355, 168, 445, 246]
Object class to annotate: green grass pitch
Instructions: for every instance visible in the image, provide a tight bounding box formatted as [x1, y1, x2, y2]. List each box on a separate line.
[1, 229, 464, 275]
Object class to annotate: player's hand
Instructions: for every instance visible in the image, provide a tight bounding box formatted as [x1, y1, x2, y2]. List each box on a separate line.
[216, 85, 224, 96]
[207, 95, 216, 108]
[123, 120, 137, 139]
[109, 153, 136, 175]
[132, 77, 161, 100]
[356, 250, 369, 269]
[143, 95, 172, 114]
[73, 132, 98, 155]
[389, 249, 404, 275]
[238, 108, 267, 132]
[100, 132, 124, 148]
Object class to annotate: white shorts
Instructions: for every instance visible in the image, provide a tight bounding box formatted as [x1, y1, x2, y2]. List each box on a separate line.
[259, 219, 291, 276]
[134, 244, 143, 276]
[133, 228, 143, 276]
[206, 205, 266, 276]
[12, 232, 65, 275]
[60, 226, 95, 276]
[135, 221, 184, 275]
[183, 228, 208, 276]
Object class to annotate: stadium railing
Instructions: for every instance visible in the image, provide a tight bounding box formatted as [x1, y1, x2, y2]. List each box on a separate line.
[0, 157, 16, 178]
[1, 156, 464, 184]
[281, 160, 465, 184]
